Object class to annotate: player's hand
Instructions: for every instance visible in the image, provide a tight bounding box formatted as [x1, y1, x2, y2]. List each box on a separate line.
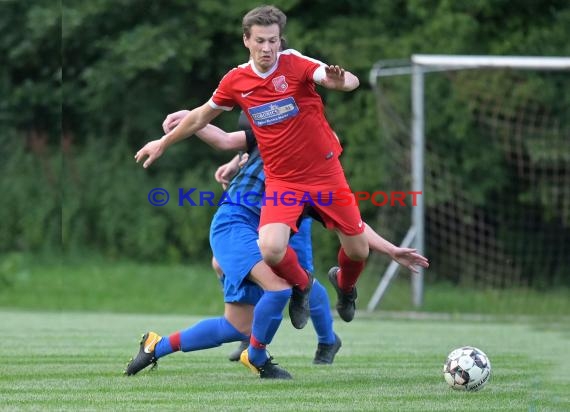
[214, 160, 240, 189]
[238, 153, 249, 168]
[390, 247, 429, 273]
[162, 110, 190, 133]
[134, 139, 165, 169]
[322, 65, 346, 88]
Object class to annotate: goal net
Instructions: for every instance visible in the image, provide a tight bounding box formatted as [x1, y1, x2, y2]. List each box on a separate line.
[368, 55, 570, 311]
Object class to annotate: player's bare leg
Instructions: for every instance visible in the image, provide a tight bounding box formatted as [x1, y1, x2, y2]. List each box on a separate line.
[211, 256, 252, 361]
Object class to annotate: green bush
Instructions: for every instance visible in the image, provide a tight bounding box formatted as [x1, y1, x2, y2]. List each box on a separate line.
[62, 137, 218, 263]
[0, 132, 60, 254]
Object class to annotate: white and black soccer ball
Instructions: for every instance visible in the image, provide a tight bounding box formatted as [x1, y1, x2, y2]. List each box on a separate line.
[443, 346, 491, 391]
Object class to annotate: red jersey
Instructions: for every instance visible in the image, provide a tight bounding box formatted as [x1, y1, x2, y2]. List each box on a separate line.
[209, 50, 344, 186]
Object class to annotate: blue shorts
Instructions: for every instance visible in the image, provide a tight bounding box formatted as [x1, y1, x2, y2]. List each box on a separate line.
[210, 205, 313, 305]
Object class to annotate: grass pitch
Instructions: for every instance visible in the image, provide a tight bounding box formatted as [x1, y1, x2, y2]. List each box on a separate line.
[1, 310, 568, 411]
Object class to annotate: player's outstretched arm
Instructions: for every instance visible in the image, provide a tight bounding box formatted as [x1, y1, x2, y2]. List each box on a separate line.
[364, 223, 429, 273]
[135, 103, 221, 168]
[196, 125, 248, 151]
[162, 110, 190, 133]
[163, 109, 247, 151]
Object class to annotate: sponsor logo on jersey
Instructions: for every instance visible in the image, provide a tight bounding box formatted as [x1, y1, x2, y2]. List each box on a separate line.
[248, 96, 299, 126]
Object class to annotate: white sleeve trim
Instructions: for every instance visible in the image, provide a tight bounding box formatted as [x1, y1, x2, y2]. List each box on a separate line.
[208, 98, 233, 111]
[313, 66, 326, 83]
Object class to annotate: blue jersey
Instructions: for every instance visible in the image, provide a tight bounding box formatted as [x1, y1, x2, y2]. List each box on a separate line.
[215, 129, 314, 273]
[222, 144, 265, 217]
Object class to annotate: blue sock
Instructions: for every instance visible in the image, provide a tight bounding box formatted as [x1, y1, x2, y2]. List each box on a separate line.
[154, 317, 248, 359]
[309, 279, 335, 344]
[248, 289, 291, 366]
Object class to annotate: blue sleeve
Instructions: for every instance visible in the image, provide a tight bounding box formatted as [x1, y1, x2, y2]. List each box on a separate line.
[289, 217, 314, 273]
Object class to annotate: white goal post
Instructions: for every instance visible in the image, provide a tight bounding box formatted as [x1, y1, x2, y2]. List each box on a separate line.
[367, 55, 570, 312]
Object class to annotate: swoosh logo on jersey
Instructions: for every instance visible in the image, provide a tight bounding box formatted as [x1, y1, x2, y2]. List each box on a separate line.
[241, 91, 254, 98]
[144, 335, 159, 353]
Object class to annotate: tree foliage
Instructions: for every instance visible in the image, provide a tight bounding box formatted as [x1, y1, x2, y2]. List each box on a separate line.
[1, 0, 568, 284]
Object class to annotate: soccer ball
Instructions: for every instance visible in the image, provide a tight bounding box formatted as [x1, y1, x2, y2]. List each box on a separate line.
[443, 346, 491, 391]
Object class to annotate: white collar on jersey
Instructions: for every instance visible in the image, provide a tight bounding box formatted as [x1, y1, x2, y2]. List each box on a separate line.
[243, 49, 324, 79]
[248, 53, 282, 79]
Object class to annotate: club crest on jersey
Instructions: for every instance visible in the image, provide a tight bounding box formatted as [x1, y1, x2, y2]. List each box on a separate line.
[272, 75, 288, 93]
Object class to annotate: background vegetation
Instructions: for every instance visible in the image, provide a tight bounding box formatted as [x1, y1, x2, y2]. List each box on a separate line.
[1, 0, 569, 304]
[1, 5, 568, 408]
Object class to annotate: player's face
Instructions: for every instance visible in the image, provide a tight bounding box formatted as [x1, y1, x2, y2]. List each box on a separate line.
[244, 24, 281, 73]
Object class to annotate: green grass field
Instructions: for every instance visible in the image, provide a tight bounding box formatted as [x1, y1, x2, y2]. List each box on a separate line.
[1, 255, 569, 316]
[2, 310, 568, 411]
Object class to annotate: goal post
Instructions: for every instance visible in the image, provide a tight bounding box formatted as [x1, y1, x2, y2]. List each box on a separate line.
[367, 55, 570, 312]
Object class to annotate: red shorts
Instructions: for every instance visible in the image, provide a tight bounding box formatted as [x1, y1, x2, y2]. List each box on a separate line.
[260, 176, 365, 236]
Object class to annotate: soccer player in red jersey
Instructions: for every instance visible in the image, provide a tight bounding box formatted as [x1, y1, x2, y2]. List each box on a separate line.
[136, 6, 366, 337]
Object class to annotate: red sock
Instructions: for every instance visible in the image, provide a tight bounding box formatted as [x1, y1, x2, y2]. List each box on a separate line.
[168, 332, 181, 352]
[268, 246, 309, 290]
[337, 247, 365, 292]
[250, 334, 266, 349]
